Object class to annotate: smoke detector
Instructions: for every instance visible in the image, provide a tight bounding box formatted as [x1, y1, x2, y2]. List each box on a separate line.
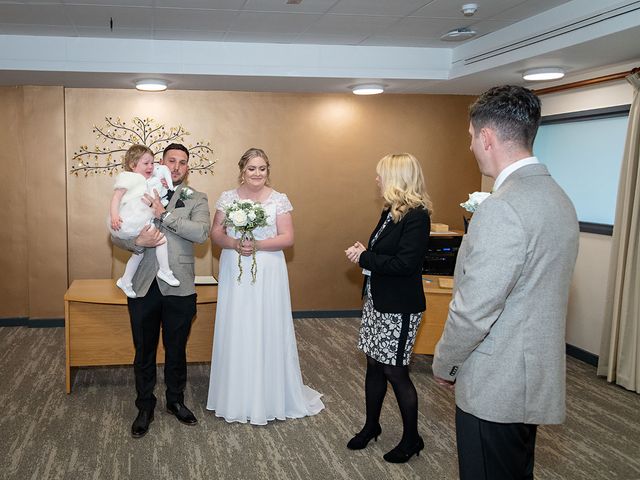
[461, 3, 478, 16]
[440, 27, 477, 41]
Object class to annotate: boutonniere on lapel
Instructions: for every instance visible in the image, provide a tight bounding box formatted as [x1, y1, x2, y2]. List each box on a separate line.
[179, 187, 194, 201]
[460, 191, 490, 213]
[461, 191, 490, 233]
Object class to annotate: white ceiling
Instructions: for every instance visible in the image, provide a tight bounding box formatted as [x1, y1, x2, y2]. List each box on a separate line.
[0, 0, 571, 46]
[0, 0, 639, 94]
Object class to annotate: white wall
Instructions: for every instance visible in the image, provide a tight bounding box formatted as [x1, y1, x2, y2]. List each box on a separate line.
[479, 74, 633, 355]
[540, 76, 634, 355]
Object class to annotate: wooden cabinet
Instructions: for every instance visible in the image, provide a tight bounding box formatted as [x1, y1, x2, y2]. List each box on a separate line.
[64, 279, 217, 393]
[413, 275, 453, 355]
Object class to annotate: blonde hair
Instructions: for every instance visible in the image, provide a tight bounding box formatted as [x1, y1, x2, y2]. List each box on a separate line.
[376, 153, 433, 222]
[238, 147, 271, 186]
[123, 144, 154, 172]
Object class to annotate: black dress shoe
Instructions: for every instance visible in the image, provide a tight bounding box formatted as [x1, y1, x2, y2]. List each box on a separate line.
[383, 436, 425, 463]
[131, 410, 154, 438]
[166, 402, 198, 425]
[347, 424, 382, 450]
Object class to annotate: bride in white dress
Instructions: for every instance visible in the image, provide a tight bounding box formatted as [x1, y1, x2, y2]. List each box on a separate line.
[206, 148, 324, 425]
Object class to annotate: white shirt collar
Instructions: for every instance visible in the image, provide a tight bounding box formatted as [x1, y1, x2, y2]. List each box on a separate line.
[493, 156, 539, 191]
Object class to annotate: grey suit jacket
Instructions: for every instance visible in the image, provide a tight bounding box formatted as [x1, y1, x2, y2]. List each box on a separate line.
[111, 183, 211, 297]
[432, 164, 579, 425]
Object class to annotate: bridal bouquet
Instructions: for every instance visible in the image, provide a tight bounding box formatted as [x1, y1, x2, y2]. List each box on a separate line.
[223, 200, 268, 283]
[460, 191, 490, 213]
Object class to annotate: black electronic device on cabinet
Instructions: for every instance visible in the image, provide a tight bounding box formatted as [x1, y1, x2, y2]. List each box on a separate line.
[423, 233, 463, 276]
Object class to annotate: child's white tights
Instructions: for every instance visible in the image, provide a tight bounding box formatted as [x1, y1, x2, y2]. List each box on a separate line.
[117, 226, 180, 298]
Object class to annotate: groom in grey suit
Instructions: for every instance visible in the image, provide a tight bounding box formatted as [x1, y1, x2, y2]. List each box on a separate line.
[112, 143, 211, 438]
[433, 86, 579, 479]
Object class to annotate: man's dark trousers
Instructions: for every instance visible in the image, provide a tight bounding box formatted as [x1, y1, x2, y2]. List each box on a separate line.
[127, 279, 196, 411]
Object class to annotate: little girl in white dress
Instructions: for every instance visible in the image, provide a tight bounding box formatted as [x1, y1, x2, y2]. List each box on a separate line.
[108, 144, 180, 298]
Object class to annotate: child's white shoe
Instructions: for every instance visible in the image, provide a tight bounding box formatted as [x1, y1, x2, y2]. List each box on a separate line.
[157, 269, 180, 287]
[116, 278, 137, 298]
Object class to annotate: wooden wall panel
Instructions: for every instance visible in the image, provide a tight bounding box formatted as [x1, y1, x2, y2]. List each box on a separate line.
[0, 86, 67, 320]
[0, 87, 28, 317]
[23, 86, 67, 320]
[65, 89, 479, 311]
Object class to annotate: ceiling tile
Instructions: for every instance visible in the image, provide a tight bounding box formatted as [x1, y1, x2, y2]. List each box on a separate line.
[492, 0, 572, 21]
[153, 28, 226, 41]
[64, 0, 154, 6]
[413, 0, 522, 19]
[153, 8, 239, 30]
[75, 26, 153, 39]
[0, 4, 69, 24]
[229, 11, 322, 34]
[243, 0, 336, 14]
[0, 23, 76, 35]
[154, 0, 245, 8]
[304, 13, 399, 35]
[359, 35, 444, 47]
[381, 16, 472, 37]
[328, 0, 432, 17]
[296, 32, 369, 45]
[65, 5, 154, 28]
[223, 31, 301, 43]
[18, 0, 65, 4]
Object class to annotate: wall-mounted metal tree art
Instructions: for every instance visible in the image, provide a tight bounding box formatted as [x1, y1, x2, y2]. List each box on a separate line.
[70, 116, 216, 176]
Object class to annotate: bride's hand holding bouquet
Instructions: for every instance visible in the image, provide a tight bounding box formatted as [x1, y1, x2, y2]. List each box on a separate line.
[223, 199, 268, 283]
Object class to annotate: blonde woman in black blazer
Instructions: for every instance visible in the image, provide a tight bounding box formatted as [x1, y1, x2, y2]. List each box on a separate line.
[345, 153, 431, 464]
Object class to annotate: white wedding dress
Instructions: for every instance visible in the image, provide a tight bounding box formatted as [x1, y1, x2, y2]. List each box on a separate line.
[206, 189, 324, 425]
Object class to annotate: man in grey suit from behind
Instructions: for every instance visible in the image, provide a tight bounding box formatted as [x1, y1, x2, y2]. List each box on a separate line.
[112, 143, 211, 438]
[433, 85, 579, 479]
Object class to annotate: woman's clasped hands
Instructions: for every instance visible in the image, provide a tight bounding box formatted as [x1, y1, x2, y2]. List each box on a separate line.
[235, 237, 256, 256]
[345, 241, 366, 263]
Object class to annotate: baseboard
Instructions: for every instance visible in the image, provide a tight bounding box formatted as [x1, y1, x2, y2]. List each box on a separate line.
[28, 318, 65, 328]
[566, 344, 598, 366]
[0, 318, 605, 369]
[293, 310, 362, 319]
[1, 313, 358, 326]
[0, 317, 64, 328]
[0, 317, 28, 327]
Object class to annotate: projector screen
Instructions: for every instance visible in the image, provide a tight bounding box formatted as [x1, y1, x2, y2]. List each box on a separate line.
[533, 105, 630, 230]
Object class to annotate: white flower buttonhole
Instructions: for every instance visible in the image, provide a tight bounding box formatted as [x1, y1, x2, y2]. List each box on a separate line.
[460, 191, 491, 213]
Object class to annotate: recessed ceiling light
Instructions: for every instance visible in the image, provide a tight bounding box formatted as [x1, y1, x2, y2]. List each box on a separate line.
[522, 67, 565, 81]
[352, 84, 384, 95]
[135, 79, 168, 92]
[440, 27, 477, 41]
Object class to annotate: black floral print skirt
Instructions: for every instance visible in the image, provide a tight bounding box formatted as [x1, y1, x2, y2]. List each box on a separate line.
[357, 286, 423, 366]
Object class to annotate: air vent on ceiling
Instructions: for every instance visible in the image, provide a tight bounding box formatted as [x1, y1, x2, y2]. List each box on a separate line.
[441, 27, 477, 41]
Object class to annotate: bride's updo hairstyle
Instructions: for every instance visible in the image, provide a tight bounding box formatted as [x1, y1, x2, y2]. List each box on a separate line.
[238, 147, 271, 186]
[376, 153, 433, 222]
[123, 144, 154, 172]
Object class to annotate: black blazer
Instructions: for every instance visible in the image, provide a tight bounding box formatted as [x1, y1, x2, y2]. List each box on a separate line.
[358, 207, 430, 314]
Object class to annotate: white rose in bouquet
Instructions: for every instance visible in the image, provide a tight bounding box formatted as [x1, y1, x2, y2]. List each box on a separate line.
[460, 191, 491, 213]
[229, 209, 248, 227]
[247, 211, 256, 221]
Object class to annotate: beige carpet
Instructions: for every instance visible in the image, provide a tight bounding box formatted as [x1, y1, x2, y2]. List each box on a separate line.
[1, 319, 639, 480]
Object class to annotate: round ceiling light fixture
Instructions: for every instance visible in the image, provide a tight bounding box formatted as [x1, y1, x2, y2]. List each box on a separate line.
[351, 84, 384, 95]
[135, 79, 168, 92]
[522, 67, 565, 81]
[440, 27, 477, 41]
